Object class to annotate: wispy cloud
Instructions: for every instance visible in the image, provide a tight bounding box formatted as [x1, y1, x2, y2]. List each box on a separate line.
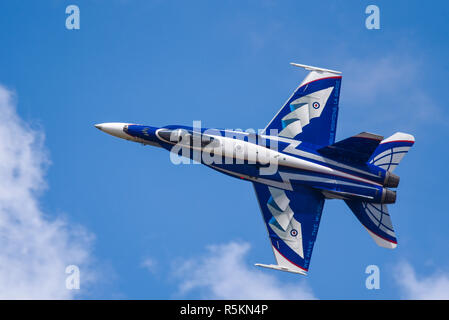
[173, 241, 316, 299]
[141, 257, 158, 274]
[342, 55, 417, 102]
[339, 54, 447, 133]
[394, 261, 449, 299]
[0, 85, 95, 299]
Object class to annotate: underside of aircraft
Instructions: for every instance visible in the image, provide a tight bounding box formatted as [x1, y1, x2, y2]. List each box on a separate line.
[95, 63, 415, 275]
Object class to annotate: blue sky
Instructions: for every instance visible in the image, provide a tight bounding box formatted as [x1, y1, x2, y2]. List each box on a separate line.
[0, 0, 448, 299]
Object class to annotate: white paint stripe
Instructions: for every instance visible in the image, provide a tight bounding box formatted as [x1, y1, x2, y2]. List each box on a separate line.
[278, 172, 378, 190]
[260, 135, 380, 179]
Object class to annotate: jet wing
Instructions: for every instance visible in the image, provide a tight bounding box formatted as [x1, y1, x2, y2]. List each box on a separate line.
[252, 182, 325, 275]
[264, 63, 342, 147]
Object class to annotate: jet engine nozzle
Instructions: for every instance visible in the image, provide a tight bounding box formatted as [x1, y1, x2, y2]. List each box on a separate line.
[384, 171, 400, 188]
[381, 188, 397, 204]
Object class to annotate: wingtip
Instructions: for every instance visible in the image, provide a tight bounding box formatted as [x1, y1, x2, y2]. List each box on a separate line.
[290, 62, 342, 74]
[254, 263, 308, 276]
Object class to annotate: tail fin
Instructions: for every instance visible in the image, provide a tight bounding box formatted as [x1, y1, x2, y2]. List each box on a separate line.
[368, 132, 415, 172]
[345, 200, 397, 248]
[344, 132, 415, 248]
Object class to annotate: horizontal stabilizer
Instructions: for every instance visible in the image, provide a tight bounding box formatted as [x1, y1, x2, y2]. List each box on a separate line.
[318, 132, 383, 164]
[255, 263, 307, 275]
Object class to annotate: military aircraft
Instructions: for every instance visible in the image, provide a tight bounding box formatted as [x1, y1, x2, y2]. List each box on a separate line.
[95, 63, 414, 275]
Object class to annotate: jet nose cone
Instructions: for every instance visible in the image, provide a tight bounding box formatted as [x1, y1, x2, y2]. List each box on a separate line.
[94, 122, 131, 140]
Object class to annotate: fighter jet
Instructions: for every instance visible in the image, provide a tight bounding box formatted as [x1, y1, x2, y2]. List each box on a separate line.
[95, 63, 414, 275]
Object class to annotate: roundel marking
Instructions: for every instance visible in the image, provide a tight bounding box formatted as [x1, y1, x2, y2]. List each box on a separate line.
[290, 229, 298, 237]
[312, 102, 320, 109]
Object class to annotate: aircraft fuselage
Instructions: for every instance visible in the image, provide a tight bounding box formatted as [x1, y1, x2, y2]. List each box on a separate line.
[96, 123, 397, 205]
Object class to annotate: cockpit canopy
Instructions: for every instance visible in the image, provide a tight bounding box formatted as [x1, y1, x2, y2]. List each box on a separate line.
[157, 129, 220, 148]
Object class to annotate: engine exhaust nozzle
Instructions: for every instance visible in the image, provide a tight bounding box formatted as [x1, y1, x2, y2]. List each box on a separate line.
[384, 171, 400, 188]
[381, 188, 397, 204]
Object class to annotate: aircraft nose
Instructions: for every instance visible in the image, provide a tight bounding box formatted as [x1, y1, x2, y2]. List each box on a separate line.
[94, 122, 131, 140]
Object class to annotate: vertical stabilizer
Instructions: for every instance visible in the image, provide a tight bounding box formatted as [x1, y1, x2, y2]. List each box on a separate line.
[369, 132, 415, 172]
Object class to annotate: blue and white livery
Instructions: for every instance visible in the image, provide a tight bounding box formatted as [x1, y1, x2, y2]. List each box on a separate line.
[95, 63, 415, 275]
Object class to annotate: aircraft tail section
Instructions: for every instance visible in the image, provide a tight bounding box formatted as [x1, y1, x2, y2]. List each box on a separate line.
[345, 200, 397, 248]
[368, 132, 415, 172]
[317, 132, 383, 164]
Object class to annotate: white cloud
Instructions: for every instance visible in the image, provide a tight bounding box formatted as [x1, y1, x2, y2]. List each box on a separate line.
[394, 262, 449, 300]
[339, 54, 448, 132]
[141, 257, 157, 273]
[173, 241, 316, 299]
[342, 55, 417, 102]
[0, 85, 94, 299]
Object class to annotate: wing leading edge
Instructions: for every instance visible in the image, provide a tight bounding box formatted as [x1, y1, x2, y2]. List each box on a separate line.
[253, 183, 325, 275]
